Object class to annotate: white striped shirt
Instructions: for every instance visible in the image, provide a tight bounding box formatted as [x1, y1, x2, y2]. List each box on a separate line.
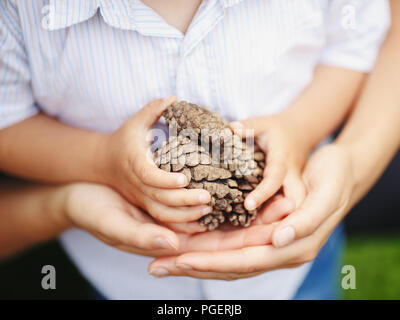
[0, 0, 390, 299]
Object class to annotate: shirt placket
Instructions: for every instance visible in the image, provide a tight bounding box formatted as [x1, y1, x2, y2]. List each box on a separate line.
[175, 0, 225, 112]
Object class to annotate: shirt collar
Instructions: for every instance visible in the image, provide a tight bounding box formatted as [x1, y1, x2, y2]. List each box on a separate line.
[44, 0, 244, 34]
[44, 0, 100, 31]
[221, 0, 244, 8]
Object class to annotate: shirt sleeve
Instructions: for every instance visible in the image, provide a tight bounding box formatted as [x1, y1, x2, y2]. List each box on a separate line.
[0, 0, 38, 130]
[319, 0, 391, 72]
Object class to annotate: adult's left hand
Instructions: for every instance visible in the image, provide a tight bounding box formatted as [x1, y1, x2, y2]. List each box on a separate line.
[148, 144, 355, 280]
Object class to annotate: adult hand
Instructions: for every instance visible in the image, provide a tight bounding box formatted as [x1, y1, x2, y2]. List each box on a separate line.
[148, 144, 354, 279]
[63, 183, 277, 266]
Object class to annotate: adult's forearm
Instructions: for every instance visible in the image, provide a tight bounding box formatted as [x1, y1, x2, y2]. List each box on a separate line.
[281, 65, 366, 153]
[336, 10, 400, 206]
[0, 114, 107, 184]
[0, 177, 70, 259]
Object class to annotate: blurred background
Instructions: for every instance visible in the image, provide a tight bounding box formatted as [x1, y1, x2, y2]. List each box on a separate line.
[0, 151, 399, 300]
[342, 151, 400, 299]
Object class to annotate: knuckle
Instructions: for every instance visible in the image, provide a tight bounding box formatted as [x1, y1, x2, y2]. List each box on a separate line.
[155, 208, 175, 222]
[146, 99, 162, 111]
[147, 204, 162, 220]
[241, 265, 258, 274]
[99, 235, 119, 247]
[165, 222, 186, 233]
[152, 98, 163, 106]
[122, 156, 133, 174]
[257, 178, 268, 188]
[239, 250, 258, 274]
[180, 192, 193, 206]
[129, 154, 141, 175]
[137, 166, 152, 183]
[148, 189, 162, 202]
[257, 180, 279, 199]
[302, 219, 317, 237]
[266, 165, 286, 182]
[224, 274, 240, 281]
[96, 215, 116, 241]
[134, 224, 152, 249]
[299, 247, 318, 263]
[258, 180, 272, 194]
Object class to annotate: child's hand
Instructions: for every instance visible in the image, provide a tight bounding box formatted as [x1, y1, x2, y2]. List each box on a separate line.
[62, 183, 277, 259]
[99, 96, 212, 233]
[229, 114, 308, 223]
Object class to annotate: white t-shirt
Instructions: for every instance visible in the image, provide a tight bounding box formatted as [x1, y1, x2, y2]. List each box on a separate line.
[0, 0, 390, 299]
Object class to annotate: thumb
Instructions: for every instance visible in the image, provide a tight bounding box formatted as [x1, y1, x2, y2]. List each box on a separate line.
[283, 169, 306, 209]
[135, 95, 177, 129]
[98, 205, 180, 251]
[271, 182, 338, 248]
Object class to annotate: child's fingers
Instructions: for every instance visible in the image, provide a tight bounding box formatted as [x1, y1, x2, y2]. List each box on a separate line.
[254, 195, 295, 225]
[146, 200, 213, 223]
[127, 201, 208, 234]
[244, 146, 287, 210]
[141, 185, 211, 207]
[244, 166, 286, 211]
[244, 131, 288, 210]
[122, 96, 185, 189]
[254, 171, 304, 224]
[131, 95, 177, 129]
[132, 160, 189, 189]
[94, 206, 179, 251]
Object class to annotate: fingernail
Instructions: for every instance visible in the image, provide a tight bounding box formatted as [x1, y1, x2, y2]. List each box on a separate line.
[154, 237, 177, 250]
[245, 198, 257, 210]
[273, 226, 295, 248]
[176, 263, 193, 270]
[198, 193, 210, 204]
[201, 206, 212, 215]
[177, 175, 188, 187]
[150, 268, 169, 278]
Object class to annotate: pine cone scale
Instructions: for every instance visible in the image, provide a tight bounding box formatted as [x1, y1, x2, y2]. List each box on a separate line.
[154, 101, 266, 230]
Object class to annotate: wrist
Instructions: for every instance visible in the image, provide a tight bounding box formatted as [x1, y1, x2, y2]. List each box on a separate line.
[91, 133, 114, 186]
[331, 141, 364, 207]
[280, 100, 332, 155]
[278, 111, 315, 165]
[43, 185, 75, 233]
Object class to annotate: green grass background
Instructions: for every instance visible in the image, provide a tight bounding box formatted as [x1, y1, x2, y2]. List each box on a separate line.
[341, 233, 400, 300]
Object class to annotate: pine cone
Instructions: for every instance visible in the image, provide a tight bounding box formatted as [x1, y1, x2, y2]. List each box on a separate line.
[154, 101, 266, 230]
